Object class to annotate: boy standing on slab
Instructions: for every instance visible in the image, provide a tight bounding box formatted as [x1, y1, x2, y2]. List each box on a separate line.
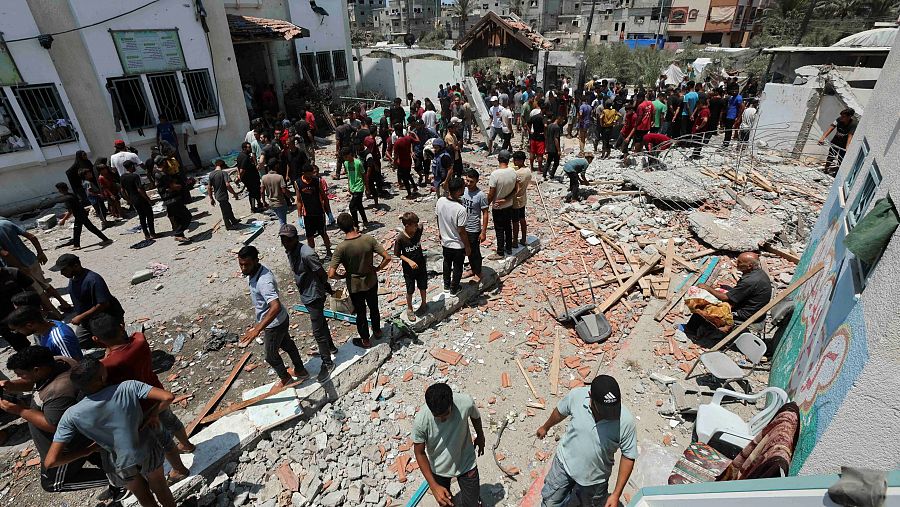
[394, 212, 428, 321]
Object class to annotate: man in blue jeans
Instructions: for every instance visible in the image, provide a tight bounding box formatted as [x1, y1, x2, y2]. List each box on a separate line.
[536, 375, 637, 507]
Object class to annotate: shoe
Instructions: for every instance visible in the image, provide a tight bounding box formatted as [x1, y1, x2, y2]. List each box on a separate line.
[290, 367, 310, 382]
[352, 337, 373, 349]
[450, 286, 460, 295]
[487, 253, 504, 260]
[505, 250, 514, 256]
[317, 362, 335, 381]
[98, 485, 130, 502]
[407, 309, 417, 322]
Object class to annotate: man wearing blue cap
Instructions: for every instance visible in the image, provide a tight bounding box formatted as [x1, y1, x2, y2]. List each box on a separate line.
[536, 375, 638, 507]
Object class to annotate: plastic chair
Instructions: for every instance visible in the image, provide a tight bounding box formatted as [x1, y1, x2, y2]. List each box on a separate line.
[698, 332, 767, 384]
[694, 386, 789, 451]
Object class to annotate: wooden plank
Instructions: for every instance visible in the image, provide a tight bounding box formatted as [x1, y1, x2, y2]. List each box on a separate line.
[685, 262, 825, 377]
[723, 186, 755, 213]
[620, 245, 651, 296]
[762, 243, 801, 264]
[685, 249, 717, 261]
[199, 379, 304, 424]
[186, 351, 252, 436]
[515, 357, 544, 409]
[653, 265, 707, 321]
[534, 179, 557, 239]
[598, 253, 662, 313]
[661, 238, 675, 298]
[550, 329, 560, 396]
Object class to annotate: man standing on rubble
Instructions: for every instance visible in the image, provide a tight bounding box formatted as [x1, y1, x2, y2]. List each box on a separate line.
[683, 252, 772, 341]
[536, 375, 637, 507]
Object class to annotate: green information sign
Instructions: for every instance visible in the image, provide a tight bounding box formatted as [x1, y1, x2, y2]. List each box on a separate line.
[111, 29, 187, 75]
[0, 41, 23, 86]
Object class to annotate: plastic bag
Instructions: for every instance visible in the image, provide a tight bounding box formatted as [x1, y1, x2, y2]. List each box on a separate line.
[627, 443, 682, 491]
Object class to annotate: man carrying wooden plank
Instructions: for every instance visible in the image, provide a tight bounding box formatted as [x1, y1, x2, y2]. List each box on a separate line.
[682, 252, 772, 341]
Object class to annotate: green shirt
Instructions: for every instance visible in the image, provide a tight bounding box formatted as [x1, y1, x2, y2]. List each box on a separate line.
[328, 234, 385, 293]
[652, 99, 667, 128]
[555, 387, 638, 486]
[412, 393, 480, 477]
[345, 158, 365, 193]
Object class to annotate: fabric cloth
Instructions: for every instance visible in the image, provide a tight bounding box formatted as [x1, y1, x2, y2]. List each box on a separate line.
[345, 158, 365, 193]
[287, 243, 328, 305]
[845, 196, 899, 264]
[489, 168, 517, 210]
[545, 122, 561, 154]
[109, 151, 141, 177]
[0, 218, 37, 266]
[68, 269, 123, 318]
[329, 234, 385, 294]
[262, 172, 288, 207]
[442, 246, 465, 291]
[563, 159, 589, 174]
[721, 403, 800, 481]
[555, 387, 638, 486]
[492, 207, 514, 254]
[436, 197, 467, 250]
[412, 392, 480, 477]
[248, 264, 288, 328]
[297, 176, 325, 217]
[53, 380, 156, 474]
[727, 268, 772, 321]
[29, 358, 81, 459]
[434, 467, 481, 507]
[682, 91, 699, 117]
[38, 321, 83, 359]
[349, 284, 380, 340]
[652, 99, 668, 128]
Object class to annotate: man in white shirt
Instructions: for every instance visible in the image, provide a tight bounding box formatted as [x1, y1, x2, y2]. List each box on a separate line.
[435, 178, 471, 295]
[422, 108, 438, 131]
[487, 96, 504, 155]
[109, 140, 141, 177]
[738, 99, 757, 144]
[487, 150, 519, 259]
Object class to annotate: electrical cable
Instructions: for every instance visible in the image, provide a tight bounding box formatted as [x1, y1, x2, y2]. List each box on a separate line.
[4, 0, 162, 43]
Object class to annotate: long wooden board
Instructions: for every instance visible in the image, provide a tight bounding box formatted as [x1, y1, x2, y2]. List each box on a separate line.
[598, 253, 662, 313]
[515, 357, 544, 409]
[550, 329, 560, 396]
[200, 379, 304, 424]
[653, 259, 710, 321]
[185, 351, 252, 436]
[685, 262, 825, 377]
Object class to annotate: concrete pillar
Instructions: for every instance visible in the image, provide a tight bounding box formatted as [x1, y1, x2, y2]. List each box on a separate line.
[268, 41, 286, 113]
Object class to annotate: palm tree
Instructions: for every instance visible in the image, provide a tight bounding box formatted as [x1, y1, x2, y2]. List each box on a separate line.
[451, 0, 475, 38]
[862, 0, 900, 18]
[819, 0, 860, 18]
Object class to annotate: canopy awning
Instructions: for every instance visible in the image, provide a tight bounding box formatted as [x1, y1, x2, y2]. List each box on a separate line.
[227, 14, 309, 42]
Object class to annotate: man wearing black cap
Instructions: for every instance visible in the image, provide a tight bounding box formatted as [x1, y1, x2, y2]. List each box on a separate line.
[51, 254, 124, 345]
[279, 224, 337, 381]
[536, 375, 638, 507]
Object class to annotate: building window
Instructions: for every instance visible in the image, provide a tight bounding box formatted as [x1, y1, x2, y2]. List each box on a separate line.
[842, 139, 869, 203]
[108, 77, 153, 131]
[0, 93, 30, 153]
[300, 53, 318, 84]
[182, 69, 218, 119]
[575, 3, 579, 8]
[614, 22, 619, 31]
[847, 161, 882, 229]
[332, 51, 348, 81]
[12, 84, 77, 147]
[316, 53, 333, 82]
[146, 73, 187, 122]
[689, 9, 699, 20]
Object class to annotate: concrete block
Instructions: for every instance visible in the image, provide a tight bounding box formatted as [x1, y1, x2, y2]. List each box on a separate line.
[37, 214, 57, 230]
[131, 269, 154, 285]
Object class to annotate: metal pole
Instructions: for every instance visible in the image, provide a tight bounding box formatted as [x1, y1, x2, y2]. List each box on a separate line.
[576, 0, 599, 95]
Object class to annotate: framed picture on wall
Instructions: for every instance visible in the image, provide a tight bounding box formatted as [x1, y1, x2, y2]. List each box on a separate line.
[670, 7, 688, 24]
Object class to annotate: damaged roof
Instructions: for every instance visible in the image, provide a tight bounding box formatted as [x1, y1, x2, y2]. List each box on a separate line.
[453, 11, 554, 53]
[226, 14, 309, 41]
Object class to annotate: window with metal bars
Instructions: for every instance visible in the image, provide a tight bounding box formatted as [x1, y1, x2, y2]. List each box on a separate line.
[108, 76, 154, 131]
[0, 92, 30, 153]
[183, 69, 218, 119]
[12, 84, 77, 146]
[332, 51, 348, 81]
[316, 53, 333, 82]
[146, 73, 187, 122]
[300, 53, 318, 84]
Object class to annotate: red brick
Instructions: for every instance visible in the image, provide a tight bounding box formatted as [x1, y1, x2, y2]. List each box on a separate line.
[501, 372, 511, 388]
[430, 348, 463, 365]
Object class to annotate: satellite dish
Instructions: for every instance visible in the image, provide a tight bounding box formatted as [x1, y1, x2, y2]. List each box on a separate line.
[404, 33, 416, 47]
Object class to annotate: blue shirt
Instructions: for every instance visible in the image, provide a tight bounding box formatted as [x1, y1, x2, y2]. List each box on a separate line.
[157, 122, 177, 146]
[0, 219, 37, 266]
[726, 94, 743, 120]
[563, 158, 589, 174]
[248, 264, 288, 328]
[682, 91, 699, 117]
[38, 320, 83, 359]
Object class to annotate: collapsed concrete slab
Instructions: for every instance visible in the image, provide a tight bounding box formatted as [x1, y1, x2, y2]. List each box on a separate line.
[688, 210, 783, 252]
[622, 167, 711, 204]
[405, 235, 542, 333]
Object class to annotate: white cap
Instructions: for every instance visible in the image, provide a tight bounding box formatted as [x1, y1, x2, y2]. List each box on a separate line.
[490, 96, 498, 101]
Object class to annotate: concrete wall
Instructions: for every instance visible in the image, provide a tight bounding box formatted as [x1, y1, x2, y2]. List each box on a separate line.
[667, 0, 711, 36]
[289, 0, 356, 95]
[355, 47, 462, 104]
[768, 39, 900, 475]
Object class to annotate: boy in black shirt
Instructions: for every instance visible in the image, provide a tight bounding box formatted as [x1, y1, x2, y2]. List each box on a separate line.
[394, 212, 427, 321]
[56, 183, 111, 250]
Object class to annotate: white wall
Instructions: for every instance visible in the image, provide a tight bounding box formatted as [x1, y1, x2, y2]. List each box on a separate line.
[289, 0, 356, 94]
[355, 48, 462, 105]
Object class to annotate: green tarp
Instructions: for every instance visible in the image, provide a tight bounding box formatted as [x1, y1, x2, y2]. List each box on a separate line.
[845, 195, 899, 264]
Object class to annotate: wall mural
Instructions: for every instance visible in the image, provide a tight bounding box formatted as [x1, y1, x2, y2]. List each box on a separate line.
[769, 190, 870, 474]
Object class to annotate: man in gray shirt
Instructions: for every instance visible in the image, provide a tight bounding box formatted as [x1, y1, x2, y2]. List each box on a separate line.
[207, 160, 240, 229]
[461, 169, 488, 281]
[279, 224, 337, 381]
[237, 245, 309, 387]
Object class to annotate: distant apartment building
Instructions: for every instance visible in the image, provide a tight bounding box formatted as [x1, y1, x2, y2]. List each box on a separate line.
[370, 0, 441, 39]
[667, 0, 761, 46]
[349, 0, 387, 29]
[440, 0, 561, 40]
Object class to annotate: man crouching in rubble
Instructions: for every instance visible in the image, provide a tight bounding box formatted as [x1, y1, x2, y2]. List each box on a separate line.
[683, 252, 772, 342]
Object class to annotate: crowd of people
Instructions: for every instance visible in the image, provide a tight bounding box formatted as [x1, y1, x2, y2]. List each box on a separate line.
[0, 64, 789, 506]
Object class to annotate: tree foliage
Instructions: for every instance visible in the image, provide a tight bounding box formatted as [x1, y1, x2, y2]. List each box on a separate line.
[585, 44, 675, 85]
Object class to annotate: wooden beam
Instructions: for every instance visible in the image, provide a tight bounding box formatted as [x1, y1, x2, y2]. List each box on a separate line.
[534, 179, 557, 239]
[724, 186, 755, 213]
[599, 253, 662, 313]
[200, 378, 304, 424]
[550, 329, 560, 396]
[661, 238, 675, 298]
[654, 259, 710, 321]
[762, 243, 801, 264]
[515, 357, 544, 409]
[621, 245, 652, 297]
[685, 248, 717, 260]
[186, 351, 252, 436]
[685, 262, 825, 377]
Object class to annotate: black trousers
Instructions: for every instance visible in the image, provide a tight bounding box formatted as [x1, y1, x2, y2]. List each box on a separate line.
[500, 131, 512, 151]
[349, 284, 381, 340]
[566, 172, 581, 201]
[72, 214, 109, 248]
[167, 202, 192, 236]
[544, 152, 560, 177]
[349, 191, 368, 226]
[680, 116, 692, 145]
[722, 118, 736, 147]
[492, 207, 514, 255]
[218, 200, 238, 227]
[825, 138, 848, 175]
[306, 297, 336, 365]
[263, 319, 305, 379]
[187, 144, 203, 171]
[0, 324, 30, 351]
[398, 166, 415, 195]
[466, 230, 483, 276]
[134, 201, 156, 237]
[693, 131, 712, 157]
[434, 467, 481, 507]
[442, 246, 465, 292]
[244, 179, 263, 211]
[40, 453, 111, 493]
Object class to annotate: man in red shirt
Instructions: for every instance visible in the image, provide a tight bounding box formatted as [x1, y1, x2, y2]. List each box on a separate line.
[392, 126, 419, 199]
[628, 92, 656, 156]
[641, 132, 673, 169]
[90, 313, 196, 481]
[616, 104, 637, 159]
[691, 97, 711, 159]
